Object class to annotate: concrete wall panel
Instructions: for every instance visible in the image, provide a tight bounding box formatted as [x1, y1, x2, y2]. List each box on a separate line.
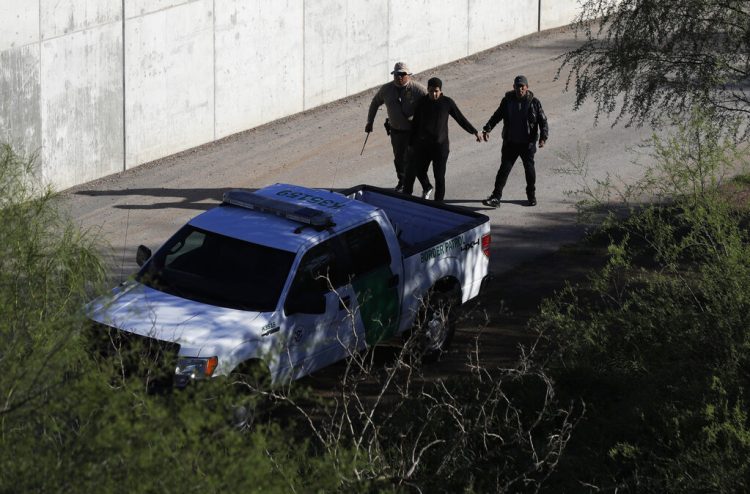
[468, 0, 537, 54]
[344, 0, 388, 97]
[40, 0, 121, 39]
[540, 0, 579, 31]
[0, 45, 41, 158]
[0, 2, 40, 51]
[304, 0, 389, 108]
[40, 22, 123, 189]
[125, 0, 213, 167]
[389, 0, 469, 75]
[303, 0, 348, 109]
[214, 0, 304, 138]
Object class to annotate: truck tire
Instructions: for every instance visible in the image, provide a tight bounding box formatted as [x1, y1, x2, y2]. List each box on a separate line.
[230, 360, 271, 430]
[417, 287, 459, 362]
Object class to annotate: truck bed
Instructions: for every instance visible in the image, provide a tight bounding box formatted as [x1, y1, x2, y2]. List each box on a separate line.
[343, 185, 488, 257]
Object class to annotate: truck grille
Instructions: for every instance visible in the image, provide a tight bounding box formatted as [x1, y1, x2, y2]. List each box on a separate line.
[87, 322, 180, 393]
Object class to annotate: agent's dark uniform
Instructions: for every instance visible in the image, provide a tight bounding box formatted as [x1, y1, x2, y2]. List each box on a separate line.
[482, 76, 548, 207]
[404, 78, 479, 201]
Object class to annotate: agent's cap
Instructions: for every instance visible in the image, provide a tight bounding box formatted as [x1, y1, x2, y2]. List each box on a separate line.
[391, 62, 412, 75]
[427, 77, 443, 89]
[514, 75, 529, 87]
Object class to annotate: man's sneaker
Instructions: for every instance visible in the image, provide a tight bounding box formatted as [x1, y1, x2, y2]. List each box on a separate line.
[395, 182, 404, 193]
[482, 195, 501, 208]
[528, 197, 537, 206]
[421, 186, 434, 200]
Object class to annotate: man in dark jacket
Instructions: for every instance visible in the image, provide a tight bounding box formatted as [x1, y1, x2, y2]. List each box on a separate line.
[403, 77, 481, 201]
[481, 75, 549, 208]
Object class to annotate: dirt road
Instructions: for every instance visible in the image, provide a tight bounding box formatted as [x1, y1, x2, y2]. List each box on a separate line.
[64, 25, 651, 281]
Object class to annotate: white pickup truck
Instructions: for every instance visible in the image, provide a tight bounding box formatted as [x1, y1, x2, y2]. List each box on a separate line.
[87, 183, 490, 386]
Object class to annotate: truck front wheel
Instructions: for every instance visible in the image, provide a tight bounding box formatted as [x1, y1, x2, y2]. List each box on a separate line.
[230, 360, 272, 429]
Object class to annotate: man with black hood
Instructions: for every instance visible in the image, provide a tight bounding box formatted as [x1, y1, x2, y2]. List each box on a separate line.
[481, 75, 549, 208]
[403, 77, 481, 201]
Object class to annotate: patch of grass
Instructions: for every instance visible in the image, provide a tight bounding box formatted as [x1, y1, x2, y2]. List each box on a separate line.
[731, 173, 750, 186]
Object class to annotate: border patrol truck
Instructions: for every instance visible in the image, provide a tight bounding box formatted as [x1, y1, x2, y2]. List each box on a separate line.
[87, 183, 491, 386]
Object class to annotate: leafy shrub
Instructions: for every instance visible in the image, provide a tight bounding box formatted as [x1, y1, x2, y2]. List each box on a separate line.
[537, 113, 750, 491]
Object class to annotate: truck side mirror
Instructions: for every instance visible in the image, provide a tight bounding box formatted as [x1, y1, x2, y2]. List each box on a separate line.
[136, 245, 152, 267]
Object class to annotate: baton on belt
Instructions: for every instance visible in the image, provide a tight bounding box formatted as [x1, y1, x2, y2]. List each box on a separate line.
[360, 132, 370, 156]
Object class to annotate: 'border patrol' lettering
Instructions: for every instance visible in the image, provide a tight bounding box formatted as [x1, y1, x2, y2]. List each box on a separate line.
[421, 236, 463, 263]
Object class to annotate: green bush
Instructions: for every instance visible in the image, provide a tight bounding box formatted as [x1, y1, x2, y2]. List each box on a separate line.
[536, 114, 750, 491]
[0, 143, 106, 427]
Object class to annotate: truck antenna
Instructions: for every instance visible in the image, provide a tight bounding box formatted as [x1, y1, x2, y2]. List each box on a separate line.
[330, 156, 340, 191]
[120, 206, 130, 282]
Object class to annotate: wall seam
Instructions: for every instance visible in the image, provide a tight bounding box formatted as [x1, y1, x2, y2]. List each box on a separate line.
[302, 0, 306, 110]
[538, 0, 542, 32]
[213, 0, 216, 140]
[122, 0, 126, 171]
[386, 0, 390, 79]
[38, 0, 43, 178]
[346, 0, 350, 96]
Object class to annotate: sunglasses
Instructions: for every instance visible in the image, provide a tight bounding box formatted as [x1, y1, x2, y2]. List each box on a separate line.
[394, 72, 408, 77]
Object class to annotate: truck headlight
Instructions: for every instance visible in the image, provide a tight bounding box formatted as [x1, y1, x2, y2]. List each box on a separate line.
[175, 356, 218, 382]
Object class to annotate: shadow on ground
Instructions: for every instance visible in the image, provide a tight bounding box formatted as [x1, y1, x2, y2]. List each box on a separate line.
[75, 187, 250, 212]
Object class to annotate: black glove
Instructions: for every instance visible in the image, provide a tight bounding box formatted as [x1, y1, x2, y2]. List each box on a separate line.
[384, 118, 391, 136]
[365, 122, 373, 133]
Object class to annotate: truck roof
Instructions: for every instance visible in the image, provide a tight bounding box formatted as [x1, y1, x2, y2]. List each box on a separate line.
[188, 183, 378, 252]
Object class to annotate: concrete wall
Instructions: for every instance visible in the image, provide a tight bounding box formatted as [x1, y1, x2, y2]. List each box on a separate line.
[216, 0, 304, 139]
[1, 2, 42, 173]
[0, 0, 581, 190]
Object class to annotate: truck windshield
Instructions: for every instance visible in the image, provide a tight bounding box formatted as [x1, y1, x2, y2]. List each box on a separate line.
[137, 225, 295, 312]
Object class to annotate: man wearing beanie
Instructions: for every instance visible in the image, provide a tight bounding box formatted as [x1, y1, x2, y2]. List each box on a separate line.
[481, 75, 549, 208]
[403, 77, 482, 201]
[366, 62, 431, 193]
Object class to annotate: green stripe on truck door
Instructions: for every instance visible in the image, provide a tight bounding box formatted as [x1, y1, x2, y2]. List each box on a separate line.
[351, 265, 400, 345]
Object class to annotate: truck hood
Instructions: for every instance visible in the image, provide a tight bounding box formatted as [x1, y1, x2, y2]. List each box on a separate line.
[86, 281, 276, 359]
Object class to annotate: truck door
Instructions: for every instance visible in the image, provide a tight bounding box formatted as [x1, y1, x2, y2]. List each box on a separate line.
[279, 220, 401, 380]
[338, 220, 401, 347]
[280, 238, 360, 379]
